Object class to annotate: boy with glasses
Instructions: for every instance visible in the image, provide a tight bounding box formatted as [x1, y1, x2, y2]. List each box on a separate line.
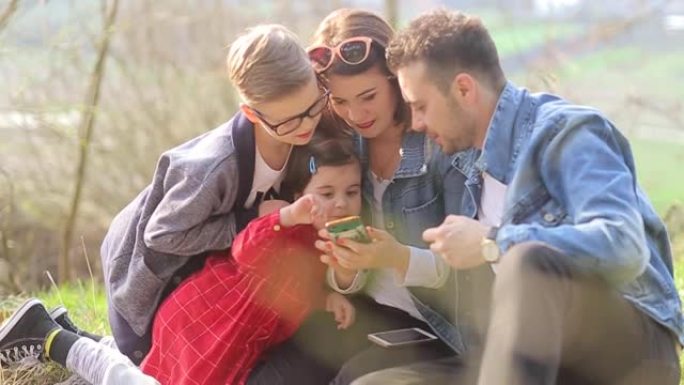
[100, 23, 330, 365]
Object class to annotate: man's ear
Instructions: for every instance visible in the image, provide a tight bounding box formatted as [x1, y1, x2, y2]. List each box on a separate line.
[450, 73, 477, 105]
[240, 104, 260, 124]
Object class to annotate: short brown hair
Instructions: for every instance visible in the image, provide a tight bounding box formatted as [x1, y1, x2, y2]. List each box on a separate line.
[227, 24, 315, 105]
[311, 8, 410, 128]
[386, 9, 505, 92]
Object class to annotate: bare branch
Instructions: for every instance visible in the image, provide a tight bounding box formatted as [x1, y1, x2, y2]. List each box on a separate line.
[0, 0, 20, 34]
[60, 0, 120, 283]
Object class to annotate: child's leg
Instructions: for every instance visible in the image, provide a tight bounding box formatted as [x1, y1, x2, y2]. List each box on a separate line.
[65, 337, 158, 385]
[0, 299, 158, 385]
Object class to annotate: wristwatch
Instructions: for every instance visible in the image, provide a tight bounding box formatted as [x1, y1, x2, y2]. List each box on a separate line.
[481, 226, 500, 263]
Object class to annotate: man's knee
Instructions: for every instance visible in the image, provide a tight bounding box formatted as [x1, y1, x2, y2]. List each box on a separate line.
[349, 369, 405, 385]
[331, 362, 367, 385]
[491, 242, 581, 303]
[497, 242, 570, 279]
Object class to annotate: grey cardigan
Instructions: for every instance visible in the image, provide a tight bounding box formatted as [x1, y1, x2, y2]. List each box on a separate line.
[101, 112, 257, 337]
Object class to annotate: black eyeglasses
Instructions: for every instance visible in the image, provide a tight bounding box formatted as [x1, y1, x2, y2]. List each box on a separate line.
[251, 89, 331, 136]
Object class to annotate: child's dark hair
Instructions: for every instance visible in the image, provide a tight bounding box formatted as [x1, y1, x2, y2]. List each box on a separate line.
[282, 117, 359, 197]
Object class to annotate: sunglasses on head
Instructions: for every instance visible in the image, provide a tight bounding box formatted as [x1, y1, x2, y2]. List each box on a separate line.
[307, 37, 378, 74]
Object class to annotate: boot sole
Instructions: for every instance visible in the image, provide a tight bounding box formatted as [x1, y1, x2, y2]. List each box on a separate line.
[0, 298, 44, 343]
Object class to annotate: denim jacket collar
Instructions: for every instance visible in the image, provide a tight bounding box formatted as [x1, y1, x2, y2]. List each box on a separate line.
[477, 81, 536, 185]
[356, 131, 429, 180]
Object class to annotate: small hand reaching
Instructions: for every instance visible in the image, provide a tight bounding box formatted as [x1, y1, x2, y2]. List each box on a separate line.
[279, 194, 324, 227]
[325, 292, 355, 330]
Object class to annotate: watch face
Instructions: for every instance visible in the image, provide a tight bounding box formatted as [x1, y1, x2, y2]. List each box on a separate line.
[482, 240, 500, 263]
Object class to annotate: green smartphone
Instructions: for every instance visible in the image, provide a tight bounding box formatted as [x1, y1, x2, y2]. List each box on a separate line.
[325, 215, 371, 244]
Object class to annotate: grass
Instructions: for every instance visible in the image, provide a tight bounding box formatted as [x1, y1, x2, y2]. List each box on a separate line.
[556, 47, 684, 102]
[631, 139, 684, 214]
[677, 257, 684, 383]
[0, 283, 110, 385]
[489, 20, 582, 57]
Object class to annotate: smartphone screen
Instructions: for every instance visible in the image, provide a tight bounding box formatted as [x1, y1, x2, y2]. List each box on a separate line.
[325, 216, 370, 243]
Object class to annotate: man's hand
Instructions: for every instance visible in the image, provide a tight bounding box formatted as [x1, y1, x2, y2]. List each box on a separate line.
[325, 292, 356, 330]
[422, 215, 489, 270]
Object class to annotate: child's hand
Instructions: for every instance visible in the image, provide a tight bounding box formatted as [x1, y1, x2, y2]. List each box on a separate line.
[280, 194, 323, 227]
[325, 292, 355, 330]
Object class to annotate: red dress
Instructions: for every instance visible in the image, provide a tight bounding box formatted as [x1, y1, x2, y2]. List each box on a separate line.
[141, 212, 327, 385]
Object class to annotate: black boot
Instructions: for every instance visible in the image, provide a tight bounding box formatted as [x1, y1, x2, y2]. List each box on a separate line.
[49, 306, 103, 342]
[0, 298, 61, 367]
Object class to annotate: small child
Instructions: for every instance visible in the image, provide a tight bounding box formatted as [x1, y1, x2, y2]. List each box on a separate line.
[140, 135, 362, 385]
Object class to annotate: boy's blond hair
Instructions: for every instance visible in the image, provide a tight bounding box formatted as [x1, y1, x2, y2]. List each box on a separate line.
[227, 24, 315, 106]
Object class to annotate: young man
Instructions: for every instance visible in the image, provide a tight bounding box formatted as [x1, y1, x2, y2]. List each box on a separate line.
[351, 8, 682, 385]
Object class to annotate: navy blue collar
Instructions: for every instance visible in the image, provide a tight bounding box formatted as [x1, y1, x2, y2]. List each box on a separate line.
[232, 111, 256, 209]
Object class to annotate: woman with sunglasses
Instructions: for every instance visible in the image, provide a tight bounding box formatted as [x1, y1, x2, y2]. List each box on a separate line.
[307, 8, 463, 385]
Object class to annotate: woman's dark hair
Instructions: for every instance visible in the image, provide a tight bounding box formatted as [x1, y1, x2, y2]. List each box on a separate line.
[282, 114, 359, 198]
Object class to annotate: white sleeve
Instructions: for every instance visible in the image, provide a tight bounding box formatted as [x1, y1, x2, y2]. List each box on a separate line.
[326, 267, 369, 294]
[396, 246, 449, 288]
[103, 362, 160, 385]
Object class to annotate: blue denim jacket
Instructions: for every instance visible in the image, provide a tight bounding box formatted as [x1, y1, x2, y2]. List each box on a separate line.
[356, 132, 470, 353]
[469, 81, 684, 345]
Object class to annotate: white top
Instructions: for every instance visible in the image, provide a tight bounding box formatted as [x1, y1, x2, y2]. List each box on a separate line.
[244, 146, 289, 209]
[478, 171, 508, 272]
[364, 172, 424, 321]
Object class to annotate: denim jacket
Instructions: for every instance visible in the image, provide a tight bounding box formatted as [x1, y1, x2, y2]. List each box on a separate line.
[468, 81, 684, 345]
[356, 132, 470, 353]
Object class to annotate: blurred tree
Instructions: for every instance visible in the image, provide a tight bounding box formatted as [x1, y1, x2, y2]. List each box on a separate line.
[385, 0, 398, 28]
[60, 0, 119, 283]
[0, 0, 20, 34]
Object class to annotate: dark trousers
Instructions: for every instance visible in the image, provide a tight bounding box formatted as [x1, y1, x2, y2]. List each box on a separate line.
[353, 242, 680, 385]
[247, 295, 453, 385]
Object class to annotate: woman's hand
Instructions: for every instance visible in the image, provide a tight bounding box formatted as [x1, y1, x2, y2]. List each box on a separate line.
[316, 227, 410, 275]
[325, 292, 356, 330]
[279, 194, 324, 227]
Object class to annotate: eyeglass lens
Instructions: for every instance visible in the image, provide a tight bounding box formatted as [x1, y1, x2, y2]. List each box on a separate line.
[275, 92, 328, 135]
